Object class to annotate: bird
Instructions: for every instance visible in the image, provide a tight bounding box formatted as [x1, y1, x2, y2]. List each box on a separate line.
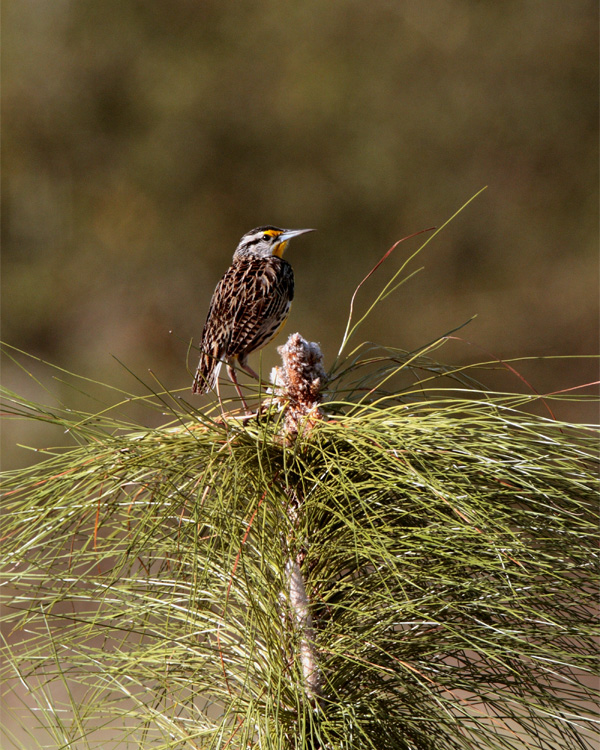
[192, 226, 315, 410]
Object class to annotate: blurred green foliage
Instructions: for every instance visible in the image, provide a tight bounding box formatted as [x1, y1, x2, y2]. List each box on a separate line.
[2, 0, 598, 452]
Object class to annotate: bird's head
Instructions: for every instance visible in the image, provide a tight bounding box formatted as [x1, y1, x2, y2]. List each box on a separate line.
[233, 226, 315, 260]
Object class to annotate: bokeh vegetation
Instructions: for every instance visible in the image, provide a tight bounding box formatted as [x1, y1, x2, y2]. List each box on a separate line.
[3, 1, 598, 453]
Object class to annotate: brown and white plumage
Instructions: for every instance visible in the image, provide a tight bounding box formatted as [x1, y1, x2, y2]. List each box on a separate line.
[192, 226, 314, 404]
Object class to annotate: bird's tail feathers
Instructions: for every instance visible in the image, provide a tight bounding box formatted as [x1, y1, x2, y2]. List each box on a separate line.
[192, 349, 223, 394]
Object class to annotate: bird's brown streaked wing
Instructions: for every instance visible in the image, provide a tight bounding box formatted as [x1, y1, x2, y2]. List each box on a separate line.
[228, 257, 294, 357]
[193, 255, 294, 392]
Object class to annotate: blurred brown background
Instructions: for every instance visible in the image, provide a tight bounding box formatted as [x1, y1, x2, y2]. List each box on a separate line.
[3, 1, 598, 466]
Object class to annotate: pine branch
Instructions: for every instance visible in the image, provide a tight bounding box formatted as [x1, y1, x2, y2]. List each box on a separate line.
[2, 207, 598, 748]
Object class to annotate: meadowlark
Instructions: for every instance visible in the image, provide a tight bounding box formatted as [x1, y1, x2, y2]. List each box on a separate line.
[192, 226, 315, 408]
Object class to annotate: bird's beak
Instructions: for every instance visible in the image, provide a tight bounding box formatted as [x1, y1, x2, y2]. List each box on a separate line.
[273, 228, 315, 257]
[279, 228, 316, 242]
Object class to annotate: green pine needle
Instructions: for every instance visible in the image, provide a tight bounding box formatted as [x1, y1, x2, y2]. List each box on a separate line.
[2, 349, 597, 749]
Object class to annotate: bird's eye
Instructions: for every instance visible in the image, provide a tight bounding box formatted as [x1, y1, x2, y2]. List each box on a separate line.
[262, 233, 271, 241]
